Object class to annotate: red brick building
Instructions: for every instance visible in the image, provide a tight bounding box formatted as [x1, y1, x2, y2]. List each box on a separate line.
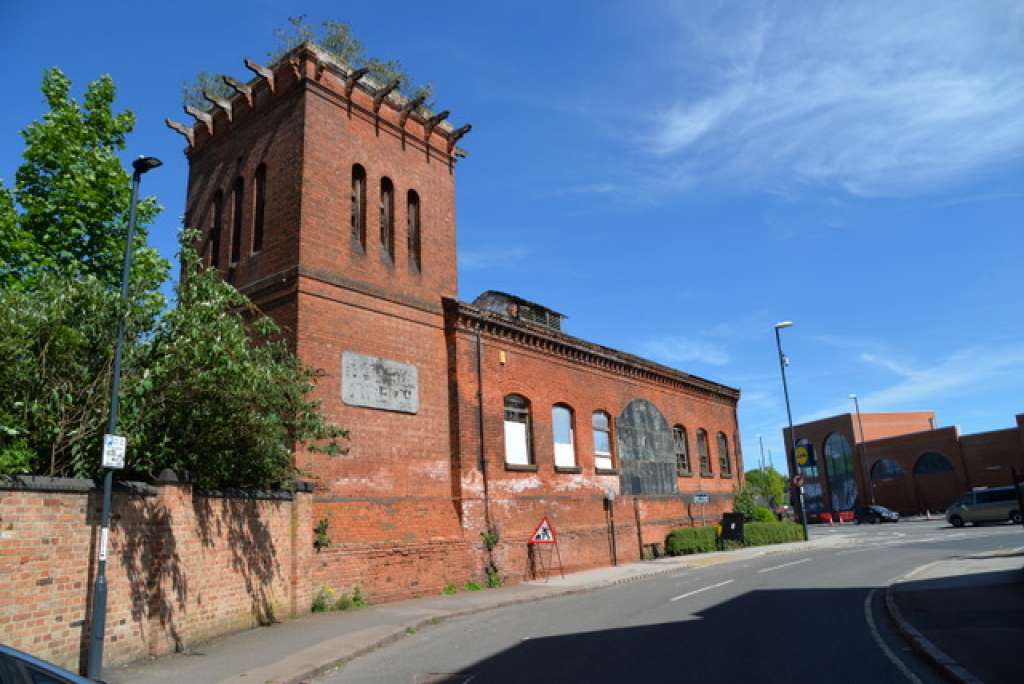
[171, 43, 743, 601]
[784, 411, 1024, 519]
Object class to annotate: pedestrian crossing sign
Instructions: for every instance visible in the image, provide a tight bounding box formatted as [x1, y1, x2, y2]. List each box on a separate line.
[528, 517, 557, 544]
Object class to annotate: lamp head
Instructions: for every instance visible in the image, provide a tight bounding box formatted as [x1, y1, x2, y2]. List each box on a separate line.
[848, 393, 857, 400]
[132, 156, 163, 175]
[774, 321, 794, 329]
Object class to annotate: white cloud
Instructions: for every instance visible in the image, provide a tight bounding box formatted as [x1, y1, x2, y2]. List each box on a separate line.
[646, 1, 1024, 197]
[639, 336, 730, 366]
[459, 246, 529, 271]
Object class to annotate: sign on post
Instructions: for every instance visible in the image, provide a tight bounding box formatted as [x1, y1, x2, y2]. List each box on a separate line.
[101, 434, 126, 470]
[692, 492, 710, 505]
[529, 516, 557, 544]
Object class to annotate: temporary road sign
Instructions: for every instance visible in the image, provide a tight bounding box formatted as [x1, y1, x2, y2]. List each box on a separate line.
[528, 517, 557, 544]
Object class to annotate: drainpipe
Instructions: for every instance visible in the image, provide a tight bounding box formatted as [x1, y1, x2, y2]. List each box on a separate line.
[475, 325, 492, 528]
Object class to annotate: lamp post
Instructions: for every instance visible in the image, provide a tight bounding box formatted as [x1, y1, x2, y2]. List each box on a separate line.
[87, 156, 162, 680]
[849, 393, 876, 505]
[775, 321, 809, 541]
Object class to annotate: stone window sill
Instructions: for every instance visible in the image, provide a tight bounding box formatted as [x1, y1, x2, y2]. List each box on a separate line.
[595, 468, 619, 476]
[720, 473, 734, 478]
[700, 472, 714, 478]
[555, 466, 582, 474]
[677, 471, 694, 478]
[504, 463, 538, 472]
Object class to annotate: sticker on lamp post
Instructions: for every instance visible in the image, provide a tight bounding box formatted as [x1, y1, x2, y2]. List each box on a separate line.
[102, 434, 126, 470]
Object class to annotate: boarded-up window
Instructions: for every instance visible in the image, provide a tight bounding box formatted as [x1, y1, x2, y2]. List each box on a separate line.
[252, 165, 266, 253]
[552, 405, 576, 469]
[210, 190, 223, 268]
[593, 411, 613, 471]
[351, 164, 366, 250]
[503, 394, 532, 466]
[673, 425, 690, 475]
[230, 177, 244, 264]
[697, 429, 711, 475]
[717, 432, 732, 475]
[407, 189, 421, 271]
[380, 177, 394, 260]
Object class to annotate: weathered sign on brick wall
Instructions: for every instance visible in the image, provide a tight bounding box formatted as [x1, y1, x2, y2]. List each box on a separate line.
[341, 351, 419, 413]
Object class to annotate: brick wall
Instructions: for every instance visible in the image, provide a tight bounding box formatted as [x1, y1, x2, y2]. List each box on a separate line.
[0, 479, 310, 672]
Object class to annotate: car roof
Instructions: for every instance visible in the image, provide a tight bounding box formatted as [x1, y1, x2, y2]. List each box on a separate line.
[0, 644, 93, 682]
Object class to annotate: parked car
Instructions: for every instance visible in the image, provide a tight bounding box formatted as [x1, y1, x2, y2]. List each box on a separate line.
[945, 486, 1022, 527]
[0, 644, 94, 683]
[854, 505, 900, 524]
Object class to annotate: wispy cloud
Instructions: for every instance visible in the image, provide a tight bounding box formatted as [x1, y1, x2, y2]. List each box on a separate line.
[646, 2, 1024, 197]
[459, 246, 529, 271]
[799, 343, 1024, 422]
[638, 336, 730, 366]
[554, 183, 619, 196]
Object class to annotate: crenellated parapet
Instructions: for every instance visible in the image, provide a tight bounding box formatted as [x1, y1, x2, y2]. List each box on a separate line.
[166, 42, 470, 167]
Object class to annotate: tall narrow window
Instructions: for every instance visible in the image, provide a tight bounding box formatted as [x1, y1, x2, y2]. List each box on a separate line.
[351, 164, 366, 250]
[379, 177, 394, 261]
[592, 411, 613, 471]
[407, 189, 421, 271]
[230, 177, 244, 265]
[552, 404, 576, 469]
[503, 394, 532, 466]
[673, 425, 690, 475]
[717, 432, 732, 475]
[697, 429, 711, 476]
[252, 164, 266, 253]
[210, 190, 223, 268]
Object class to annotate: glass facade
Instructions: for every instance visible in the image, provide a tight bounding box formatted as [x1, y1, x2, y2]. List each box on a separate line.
[796, 438, 825, 514]
[824, 432, 858, 511]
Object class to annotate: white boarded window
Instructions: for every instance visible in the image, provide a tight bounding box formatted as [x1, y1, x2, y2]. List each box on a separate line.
[503, 394, 532, 466]
[552, 405, 576, 469]
[593, 411, 613, 471]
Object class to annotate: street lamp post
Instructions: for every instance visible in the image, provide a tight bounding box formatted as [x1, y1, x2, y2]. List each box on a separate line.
[774, 321, 809, 541]
[849, 393, 876, 505]
[86, 156, 162, 680]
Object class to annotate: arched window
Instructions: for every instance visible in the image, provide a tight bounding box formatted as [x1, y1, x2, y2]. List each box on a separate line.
[210, 190, 223, 268]
[351, 164, 366, 250]
[407, 190, 421, 272]
[717, 432, 732, 476]
[913, 452, 954, 475]
[379, 177, 394, 261]
[252, 164, 266, 253]
[824, 432, 858, 511]
[552, 404, 576, 469]
[697, 429, 711, 476]
[230, 177, 244, 265]
[673, 425, 690, 475]
[870, 459, 906, 480]
[503, 394, 532, 466]
[592, 411, 613, 471]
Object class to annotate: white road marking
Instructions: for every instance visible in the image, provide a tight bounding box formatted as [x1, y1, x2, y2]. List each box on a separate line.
[864, 589, 922, 683]
[669, 579, 734, 602]
[758, 557, 812, 573]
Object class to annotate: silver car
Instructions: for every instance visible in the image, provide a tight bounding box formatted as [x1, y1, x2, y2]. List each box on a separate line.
[945, 486, 1023, 527]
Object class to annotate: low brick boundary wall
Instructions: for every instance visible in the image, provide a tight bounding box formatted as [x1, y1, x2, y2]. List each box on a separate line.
[0, 475, 311, 672]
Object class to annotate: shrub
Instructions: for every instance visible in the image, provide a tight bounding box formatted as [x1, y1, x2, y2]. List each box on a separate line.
[485, 565, 502, 588]
[665, 526, 717, 556]
[351, 586, 366, 608]
[442, 582, 457, 595]
[311, 585, 334, 612]
[732, 485, 757, 520]
[743, 521, 804, 546]
[753, 506, 777, 523]
[333, 593, 352, 611]
[464, 581, 482, 591]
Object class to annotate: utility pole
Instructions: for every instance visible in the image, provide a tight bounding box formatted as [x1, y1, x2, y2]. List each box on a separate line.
[849, 394, 876, 505]
[775, 321, 809, 542]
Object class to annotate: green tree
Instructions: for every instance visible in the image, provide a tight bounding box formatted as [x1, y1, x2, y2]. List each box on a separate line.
[732, 485, 757, 520]
[745, 466, 788, 507]
[0, 68, 168, 305]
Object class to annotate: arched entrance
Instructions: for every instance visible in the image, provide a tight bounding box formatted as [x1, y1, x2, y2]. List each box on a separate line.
[912, 452, 959, 513]
[869, 459, 912, 512]
[824, 433, 858, 512]
[616, 399, 677, 495]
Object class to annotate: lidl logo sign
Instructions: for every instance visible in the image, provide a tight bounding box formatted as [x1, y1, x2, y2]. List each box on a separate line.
[795, 444, 815, 467]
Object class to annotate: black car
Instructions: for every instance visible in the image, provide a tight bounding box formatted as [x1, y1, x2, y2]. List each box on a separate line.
[0, 645, 94, 683]
[855, 505, 900, 524]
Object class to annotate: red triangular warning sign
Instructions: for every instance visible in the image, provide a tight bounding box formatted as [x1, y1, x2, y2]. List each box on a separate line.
[528, 516, 557, 544]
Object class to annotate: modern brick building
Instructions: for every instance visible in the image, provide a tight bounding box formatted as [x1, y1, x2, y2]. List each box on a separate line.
[169, 43, 743, 601]
[784, 411, 1024, 519]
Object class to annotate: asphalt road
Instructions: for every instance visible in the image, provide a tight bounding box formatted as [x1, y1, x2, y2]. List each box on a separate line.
[320, 521, 1024, 684]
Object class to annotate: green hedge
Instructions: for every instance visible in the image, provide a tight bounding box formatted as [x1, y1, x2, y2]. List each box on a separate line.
[664, 521, 805, 556]
[665, 526, 717, 555]
[742, 521, 804, 546]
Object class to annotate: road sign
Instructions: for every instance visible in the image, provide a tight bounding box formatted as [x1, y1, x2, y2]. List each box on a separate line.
[101, 434, 126, 470]
[791, 474, 805, 488]
[528, 516, 557, 544]
[693, 492, 710, 505]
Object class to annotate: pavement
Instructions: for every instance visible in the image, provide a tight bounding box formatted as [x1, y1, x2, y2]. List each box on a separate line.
[887, 544, 1024, 684]
[104, 533, 848, 684]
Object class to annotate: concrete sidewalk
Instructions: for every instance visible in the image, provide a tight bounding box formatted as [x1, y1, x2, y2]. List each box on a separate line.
[105, 536, 840, 684]
[887, 545, 1024, 684]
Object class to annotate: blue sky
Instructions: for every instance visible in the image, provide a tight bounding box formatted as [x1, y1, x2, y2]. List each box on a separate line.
[2, 1, 1022, 474]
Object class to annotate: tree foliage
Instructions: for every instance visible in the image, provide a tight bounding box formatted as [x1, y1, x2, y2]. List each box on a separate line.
[0, 69, 347, 487]
[745, 466, 788, 507]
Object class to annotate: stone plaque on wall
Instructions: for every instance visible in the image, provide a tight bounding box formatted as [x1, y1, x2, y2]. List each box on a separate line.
[341, 352, 419, 414]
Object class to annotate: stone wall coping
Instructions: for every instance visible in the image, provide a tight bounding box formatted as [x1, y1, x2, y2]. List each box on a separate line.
[0, 474, 313, 500]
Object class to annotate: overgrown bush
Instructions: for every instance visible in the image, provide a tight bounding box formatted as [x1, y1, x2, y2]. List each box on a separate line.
[442, 582, 457, 596]
[464, 580, 481, 592]
[743, 521, 804, 546]
[753, 506, 777, 523]
[665, 526, 717, 556]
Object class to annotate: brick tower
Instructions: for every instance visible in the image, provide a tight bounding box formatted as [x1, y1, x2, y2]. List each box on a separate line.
[172, 43, 475, 600]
